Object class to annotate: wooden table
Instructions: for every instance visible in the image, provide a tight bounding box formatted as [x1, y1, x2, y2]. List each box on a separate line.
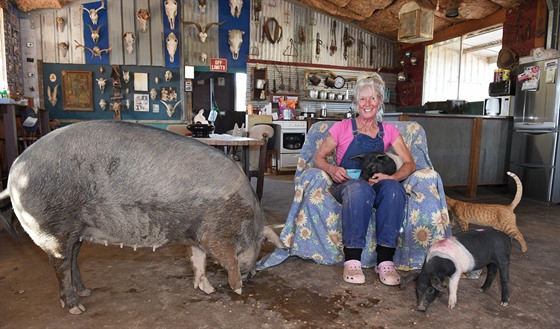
[194, 135, 264, 178]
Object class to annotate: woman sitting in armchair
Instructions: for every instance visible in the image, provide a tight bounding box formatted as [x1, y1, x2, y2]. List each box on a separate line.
[258, 74, 451, 286]
[313, 72, 415, 286]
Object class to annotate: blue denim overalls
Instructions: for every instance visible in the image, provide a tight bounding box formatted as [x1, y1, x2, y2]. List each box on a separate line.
[331, 119, 407, 250]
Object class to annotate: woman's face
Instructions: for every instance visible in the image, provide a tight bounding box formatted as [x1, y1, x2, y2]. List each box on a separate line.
[356, 86, 381, 119]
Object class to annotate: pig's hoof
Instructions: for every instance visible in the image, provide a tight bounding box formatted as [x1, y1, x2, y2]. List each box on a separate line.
[194, 277, 215, 294]
[234, 288, 242, 295]
[68, 304, 86, 315]
[500, 301, 509, 306]
[77, 288, 91, 297]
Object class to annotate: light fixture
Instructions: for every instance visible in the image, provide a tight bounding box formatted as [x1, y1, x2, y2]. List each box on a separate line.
[398, 1, 434, 43]
[445, 0, 459, 18]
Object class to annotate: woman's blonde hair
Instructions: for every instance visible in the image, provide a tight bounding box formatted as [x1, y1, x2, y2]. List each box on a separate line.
[353, 72, 386, 104]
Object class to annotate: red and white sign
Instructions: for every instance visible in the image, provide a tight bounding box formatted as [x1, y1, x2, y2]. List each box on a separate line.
[210, 58, 228, 72]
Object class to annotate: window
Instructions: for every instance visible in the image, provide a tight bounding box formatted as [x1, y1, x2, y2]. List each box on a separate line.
[235, 72, 247, 112]
[0, 10, 8, 92]
[423, 26, 503, 103]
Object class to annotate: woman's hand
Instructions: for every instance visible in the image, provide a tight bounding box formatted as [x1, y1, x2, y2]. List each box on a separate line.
[330, 166, 349, 183]
[367, 172, 390, 185]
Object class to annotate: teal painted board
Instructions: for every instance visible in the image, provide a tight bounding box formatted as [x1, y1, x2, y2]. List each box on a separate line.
[108, 0, 124, 64]
[42, 63, 181, 121]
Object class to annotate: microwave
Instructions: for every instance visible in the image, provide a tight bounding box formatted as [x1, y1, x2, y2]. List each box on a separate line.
[484, 96, 515, 117]
[488, 80, 515, 96]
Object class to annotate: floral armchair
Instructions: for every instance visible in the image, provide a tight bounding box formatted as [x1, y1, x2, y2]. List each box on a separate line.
[258, 120, 451, 271]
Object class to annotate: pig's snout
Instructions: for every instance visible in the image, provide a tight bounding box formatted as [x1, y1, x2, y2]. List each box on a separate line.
[416, 303, 428, 312]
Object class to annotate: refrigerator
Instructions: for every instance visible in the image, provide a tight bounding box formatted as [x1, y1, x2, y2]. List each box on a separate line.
[509, 56, 560, 205]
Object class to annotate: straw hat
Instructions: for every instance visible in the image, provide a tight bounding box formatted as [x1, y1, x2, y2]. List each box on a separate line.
[497, 47, 517, 69]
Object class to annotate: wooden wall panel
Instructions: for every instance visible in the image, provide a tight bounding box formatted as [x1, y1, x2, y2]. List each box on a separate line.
[40, 13, 56, 63]
[182, 0, 219, 66]
[54, 8, 69, 64]
[108, 0, 123, 64]
[149, 0, 164, 66]
[69, 2, 84, 64]
[135, 0, 151, 65]
[122, 0, 136, 65]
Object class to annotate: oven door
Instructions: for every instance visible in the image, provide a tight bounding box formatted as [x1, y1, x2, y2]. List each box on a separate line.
[279, 130, 306, 154]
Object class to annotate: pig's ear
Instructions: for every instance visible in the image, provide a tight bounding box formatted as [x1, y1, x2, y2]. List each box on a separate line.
[399, 271, 420, 287]
[263, 226, 286, 249]
[350, 153, 366, 162]
[431, 276, 447, 291]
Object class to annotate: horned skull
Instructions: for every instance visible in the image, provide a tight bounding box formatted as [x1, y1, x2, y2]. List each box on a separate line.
[122, 71, 130, 83]
[198, 0, 207, 13]
[228, 29, 245, 60]
[166, 32, 178, 63]
[229, 0, 243, 18]
[80, 1, 105, 25]
[88, 24, 102, 43]
[47, 85, 58, 106]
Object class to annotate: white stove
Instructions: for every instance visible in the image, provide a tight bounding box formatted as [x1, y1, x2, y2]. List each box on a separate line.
[273, 120, 307, 170]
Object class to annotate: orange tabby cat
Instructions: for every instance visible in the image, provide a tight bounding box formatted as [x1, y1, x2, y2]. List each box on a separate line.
[445, 171, 527, 252]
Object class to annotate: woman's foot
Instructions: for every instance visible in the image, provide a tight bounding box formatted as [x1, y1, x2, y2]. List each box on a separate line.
[343, 260, 365, 284]
[375, 261, 400, 286]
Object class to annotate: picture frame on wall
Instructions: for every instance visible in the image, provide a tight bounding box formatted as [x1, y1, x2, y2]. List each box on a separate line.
[134, 93, 150, 112]
[134, 72, 148, 91]
[61, 70, 93, 111]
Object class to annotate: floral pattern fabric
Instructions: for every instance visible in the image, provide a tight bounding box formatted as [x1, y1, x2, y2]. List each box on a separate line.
[257, 121, 451, 271]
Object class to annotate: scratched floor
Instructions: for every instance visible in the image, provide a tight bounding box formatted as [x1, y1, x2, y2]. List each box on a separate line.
[1, 175, 559, 329]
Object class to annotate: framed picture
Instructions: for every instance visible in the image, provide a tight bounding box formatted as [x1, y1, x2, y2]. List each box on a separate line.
[160, 87, 177, 101]
[134, 93, 150, 112]
[271, 94, 285, 105]
[61, 70, 93, 111]
[285, 95, 300, 108]
[134, 72, 148, 91]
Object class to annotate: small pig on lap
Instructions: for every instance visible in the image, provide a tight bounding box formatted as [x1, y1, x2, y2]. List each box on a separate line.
[350, 152, 403, 180]
[401, 228, 512, 312]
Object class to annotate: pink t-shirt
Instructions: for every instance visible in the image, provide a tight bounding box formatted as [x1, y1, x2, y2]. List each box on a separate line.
[329, 119, 400, 165]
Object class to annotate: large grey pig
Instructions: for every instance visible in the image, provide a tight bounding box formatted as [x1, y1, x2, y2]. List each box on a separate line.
[0, 120, 284, 315]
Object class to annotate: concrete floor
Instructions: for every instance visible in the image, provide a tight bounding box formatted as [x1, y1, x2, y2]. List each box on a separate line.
[1, 175, 559, 329]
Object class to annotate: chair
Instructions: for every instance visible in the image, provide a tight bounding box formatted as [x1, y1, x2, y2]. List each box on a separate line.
[248, 125, 274, 200]
[258, 120, 451, 271]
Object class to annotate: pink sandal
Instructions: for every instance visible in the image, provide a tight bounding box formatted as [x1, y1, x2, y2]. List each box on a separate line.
[343, 260, 365, 284]
[375, 261, 400, 286]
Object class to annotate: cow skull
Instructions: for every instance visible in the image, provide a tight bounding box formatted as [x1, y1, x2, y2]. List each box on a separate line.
[183, 21, 225, 43]
[47, 84, 58, 106]
[228, 29, 245, 60]
[122, 71, 130, 83]
[80, 1, 105, 25]
[99, 99, 107, 110]
[88, 24, 102, 43]
[58, 42, 69, 58]
[137, 8, 150, 33]
[56, 17, 66, 33]
[166, 32, 178, 63]
[123, 32, 135, 54]
[229, 0, 243, 18]
[165, 70, 172, 82]
[164, 0, 178, 30]
[96, 77, 107, 93]
[161, 100, 182, 117]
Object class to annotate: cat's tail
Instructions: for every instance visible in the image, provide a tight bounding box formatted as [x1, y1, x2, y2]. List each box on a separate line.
[507, 171, 523, 211]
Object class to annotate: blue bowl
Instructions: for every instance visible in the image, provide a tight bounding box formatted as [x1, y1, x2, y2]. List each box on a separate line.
[346, 169, 362, 180]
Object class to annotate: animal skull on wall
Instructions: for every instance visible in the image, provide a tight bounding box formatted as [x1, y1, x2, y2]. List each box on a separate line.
[99, 99, 107, 110]
[96, 77, 107, 93]
[200, 52, 208, 64]
[229, 0, 243, 18]
[166, 32, 178, 63]
[164, 0, 178, 29]
[228, 29, 245, 60]
[88, 24, 102, 43]
[198, 0, 207, 13]
[56, 17, 66, 33]
[165, 70, 172, 82]
[183, 21, 224, 43]
[122, 71, 130, 83]
[47, 85, 58, 106]
[80, 1, 105, 25]
[123, 32, 135, 54]
[74, 40, 112, 59]
[58, 42, 69, 58]
[137, 8, 150, 33]
[161, 100, 182, 117]
[150, 88, 157, 100]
